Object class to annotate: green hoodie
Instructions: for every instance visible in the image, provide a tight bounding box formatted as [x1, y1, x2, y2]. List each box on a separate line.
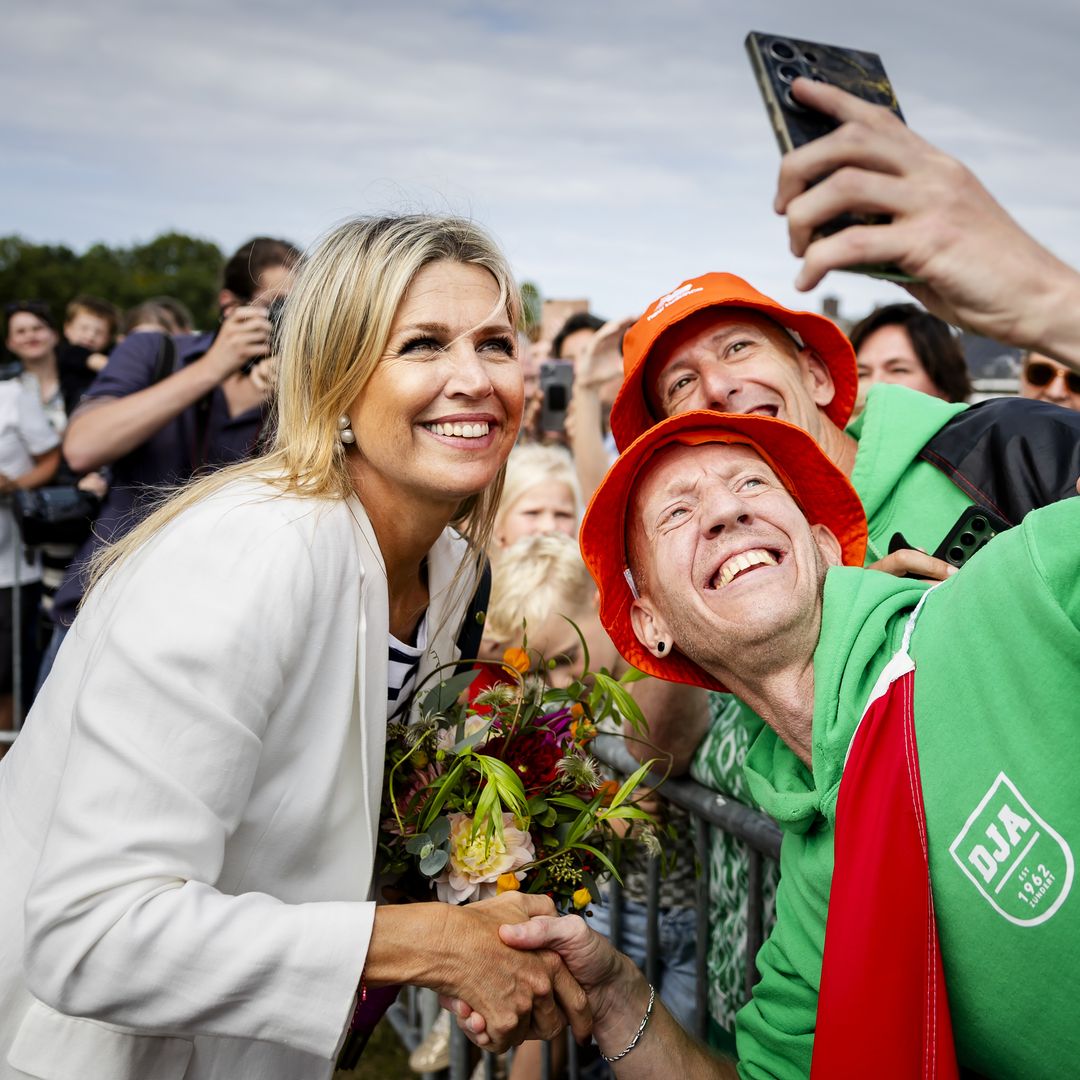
[847, 382, 971, 563]
[735, 497, 1080, 1079]
[691, 385, 973, 1037]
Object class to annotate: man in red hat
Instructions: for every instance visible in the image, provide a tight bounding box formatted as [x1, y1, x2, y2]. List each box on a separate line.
[453, 412, 1080, 1079]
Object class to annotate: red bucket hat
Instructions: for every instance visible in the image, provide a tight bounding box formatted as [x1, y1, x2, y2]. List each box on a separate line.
[609, 272, 858, 452]
[580, 412, 867, 693]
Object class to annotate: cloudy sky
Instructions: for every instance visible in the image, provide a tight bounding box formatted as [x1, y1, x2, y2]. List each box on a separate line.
[4, 0, 1079, 324]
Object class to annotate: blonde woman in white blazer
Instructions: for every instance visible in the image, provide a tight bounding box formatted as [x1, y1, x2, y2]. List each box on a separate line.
[0, 216, 589, 1080]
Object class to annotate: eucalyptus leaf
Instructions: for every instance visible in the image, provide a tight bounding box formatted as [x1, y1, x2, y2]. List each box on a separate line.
[405, 833, 430, 855]
[419, 668, 483, 717]
[451, 719, 496, 754]
[427, 816, 451, 845]
[419, 848, 449, 876]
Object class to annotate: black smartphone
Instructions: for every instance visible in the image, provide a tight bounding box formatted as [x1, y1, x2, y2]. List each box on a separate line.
[745, 31, 915, 283]
[889, 505, 1010, 574]
[539, 360, 574, 432]
[931, 505, 1010, 569]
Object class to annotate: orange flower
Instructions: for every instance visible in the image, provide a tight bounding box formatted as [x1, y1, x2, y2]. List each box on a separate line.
[570, 703, 585, 719]
[502, 646, 530, 675]
[496, 872, 522, 894]
[572, 887, 592, 910]
[596, 779, 620, 806]
[570, 717, 597, 746]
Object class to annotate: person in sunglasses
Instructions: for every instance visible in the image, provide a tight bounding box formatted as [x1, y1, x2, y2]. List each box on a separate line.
[1019, 351, 1080, 412]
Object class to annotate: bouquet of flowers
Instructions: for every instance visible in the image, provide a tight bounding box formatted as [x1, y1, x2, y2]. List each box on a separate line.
[379, 639, 661, 912]
[337, 637, 663, 1071]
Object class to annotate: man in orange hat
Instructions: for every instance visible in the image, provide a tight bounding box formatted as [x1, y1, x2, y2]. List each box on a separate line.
[606, 265, 1080, 1040]
[452, 412, 1080, 1079]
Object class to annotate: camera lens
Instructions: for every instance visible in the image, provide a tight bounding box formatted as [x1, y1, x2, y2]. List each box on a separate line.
[769, 40, 797, 61]
[777, 64, 801, 83]
[949, 547, 965, 564]
[783, 88, 805, 112]
[960, 532, 976, 547]
[802, 50, 819, 64]
[970, 516, 987, 532]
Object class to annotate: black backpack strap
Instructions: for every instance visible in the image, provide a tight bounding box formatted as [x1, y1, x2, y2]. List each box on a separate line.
[453, 557, 491, 673]
[918, 396, 1080, 526]
[149, 334, 177, 386]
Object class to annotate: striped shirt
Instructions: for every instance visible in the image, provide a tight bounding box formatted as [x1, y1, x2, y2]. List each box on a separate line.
[387, 613, 428, 720]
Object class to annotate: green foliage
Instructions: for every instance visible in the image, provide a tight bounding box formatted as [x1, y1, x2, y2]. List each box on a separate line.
[0, 232, 224, 332]
[519, 279, 542, 338]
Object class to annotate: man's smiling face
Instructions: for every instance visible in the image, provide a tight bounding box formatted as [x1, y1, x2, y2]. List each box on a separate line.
[647, 309, 837, 443]
[627, 441, 842, 680]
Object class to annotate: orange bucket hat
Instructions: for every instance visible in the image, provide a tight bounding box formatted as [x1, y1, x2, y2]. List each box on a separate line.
[609, 272, 858, 452]
[580, 411, 867, 693]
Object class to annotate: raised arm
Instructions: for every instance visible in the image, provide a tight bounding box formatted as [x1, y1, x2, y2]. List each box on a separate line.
[63, 308, 271, 473]
[776, 78, 1080, 372]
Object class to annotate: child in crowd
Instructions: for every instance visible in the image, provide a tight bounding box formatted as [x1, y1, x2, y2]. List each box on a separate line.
[480, 532, 615, 685]
[491, 442, 579, 551]
[58, 296, 121, 411]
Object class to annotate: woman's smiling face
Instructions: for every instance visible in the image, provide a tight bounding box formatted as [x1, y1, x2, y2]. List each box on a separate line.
[346, 259, 524, 516]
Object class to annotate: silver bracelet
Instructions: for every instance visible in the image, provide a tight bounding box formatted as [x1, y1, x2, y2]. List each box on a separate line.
[600, 983, 656, 1064]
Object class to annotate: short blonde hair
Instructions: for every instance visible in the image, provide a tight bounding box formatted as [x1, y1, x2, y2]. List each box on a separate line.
[493, 443, 580, 542]
[485, 532, 594, 643]
[90, 214, 521, 592]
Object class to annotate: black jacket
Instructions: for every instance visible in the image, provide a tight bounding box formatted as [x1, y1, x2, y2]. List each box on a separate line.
[919, 397, 1080, 525]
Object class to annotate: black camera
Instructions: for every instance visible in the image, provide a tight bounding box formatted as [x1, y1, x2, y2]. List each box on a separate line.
[242, 297, 286, 375]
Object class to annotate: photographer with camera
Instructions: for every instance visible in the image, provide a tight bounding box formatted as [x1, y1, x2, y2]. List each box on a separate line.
[41, 237, 300, 682]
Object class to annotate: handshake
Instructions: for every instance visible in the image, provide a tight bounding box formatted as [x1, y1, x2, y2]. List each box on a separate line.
[439, 893, 679, 1068]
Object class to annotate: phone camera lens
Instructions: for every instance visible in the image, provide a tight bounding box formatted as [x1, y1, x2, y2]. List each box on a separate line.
[949, 547, 965, 564]
[777, 64, 801, 83]
[783, 88, 805, 112]
[960, 532, 976, 546]
[970, 516, 987, 532]
[803, 50, 819, 64]
[769, 40, 797, 61]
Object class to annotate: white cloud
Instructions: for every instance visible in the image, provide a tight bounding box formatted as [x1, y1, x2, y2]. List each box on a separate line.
[1, 0, 1078, 323]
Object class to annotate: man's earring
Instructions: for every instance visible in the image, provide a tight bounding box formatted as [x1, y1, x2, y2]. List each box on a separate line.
[339, 414, 355, 445]
[656, 641, 666, 654]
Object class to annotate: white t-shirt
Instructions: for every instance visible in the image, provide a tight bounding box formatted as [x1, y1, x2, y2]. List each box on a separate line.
[0, 379, 61, 588]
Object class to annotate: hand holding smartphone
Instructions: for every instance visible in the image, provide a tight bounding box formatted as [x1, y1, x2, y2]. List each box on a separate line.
[539, 361, 574, 433]
[745, 31, 916, 282]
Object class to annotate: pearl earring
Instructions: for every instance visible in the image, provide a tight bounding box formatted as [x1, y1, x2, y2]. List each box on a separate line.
[339, 414, 355, 445]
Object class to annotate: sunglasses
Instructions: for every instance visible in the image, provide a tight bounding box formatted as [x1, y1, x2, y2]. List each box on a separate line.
[1024, 360, 1080, 395]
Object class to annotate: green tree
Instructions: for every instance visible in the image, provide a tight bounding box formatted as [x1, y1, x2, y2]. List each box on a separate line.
[519, 279, 542, 340]
[0, 232, 224, 334]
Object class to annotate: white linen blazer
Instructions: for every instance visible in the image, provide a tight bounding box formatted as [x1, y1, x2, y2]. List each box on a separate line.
[0, 479, 477, 1080]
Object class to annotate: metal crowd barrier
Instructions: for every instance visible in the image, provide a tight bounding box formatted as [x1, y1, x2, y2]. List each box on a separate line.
[387, 732, 783, 1079]
[0, 514, 24, 750]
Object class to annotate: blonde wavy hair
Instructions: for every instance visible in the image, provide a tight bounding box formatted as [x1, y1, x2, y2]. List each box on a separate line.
[485, 532, 594, 645]
[89, 214, 522, 594]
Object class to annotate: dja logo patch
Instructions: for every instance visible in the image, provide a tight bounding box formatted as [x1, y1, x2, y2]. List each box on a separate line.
[949, 772, 1073, 926]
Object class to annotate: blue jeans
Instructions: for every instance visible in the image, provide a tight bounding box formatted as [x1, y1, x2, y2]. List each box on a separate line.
[589, 898, 698, 1032]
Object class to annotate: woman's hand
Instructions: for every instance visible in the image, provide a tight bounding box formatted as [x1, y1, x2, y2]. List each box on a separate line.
[429, 893, 592, 1053]
[446, 914, 643, 1054]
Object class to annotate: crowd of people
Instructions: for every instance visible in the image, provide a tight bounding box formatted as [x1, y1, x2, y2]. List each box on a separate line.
[0, 74, 1077, 1080]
